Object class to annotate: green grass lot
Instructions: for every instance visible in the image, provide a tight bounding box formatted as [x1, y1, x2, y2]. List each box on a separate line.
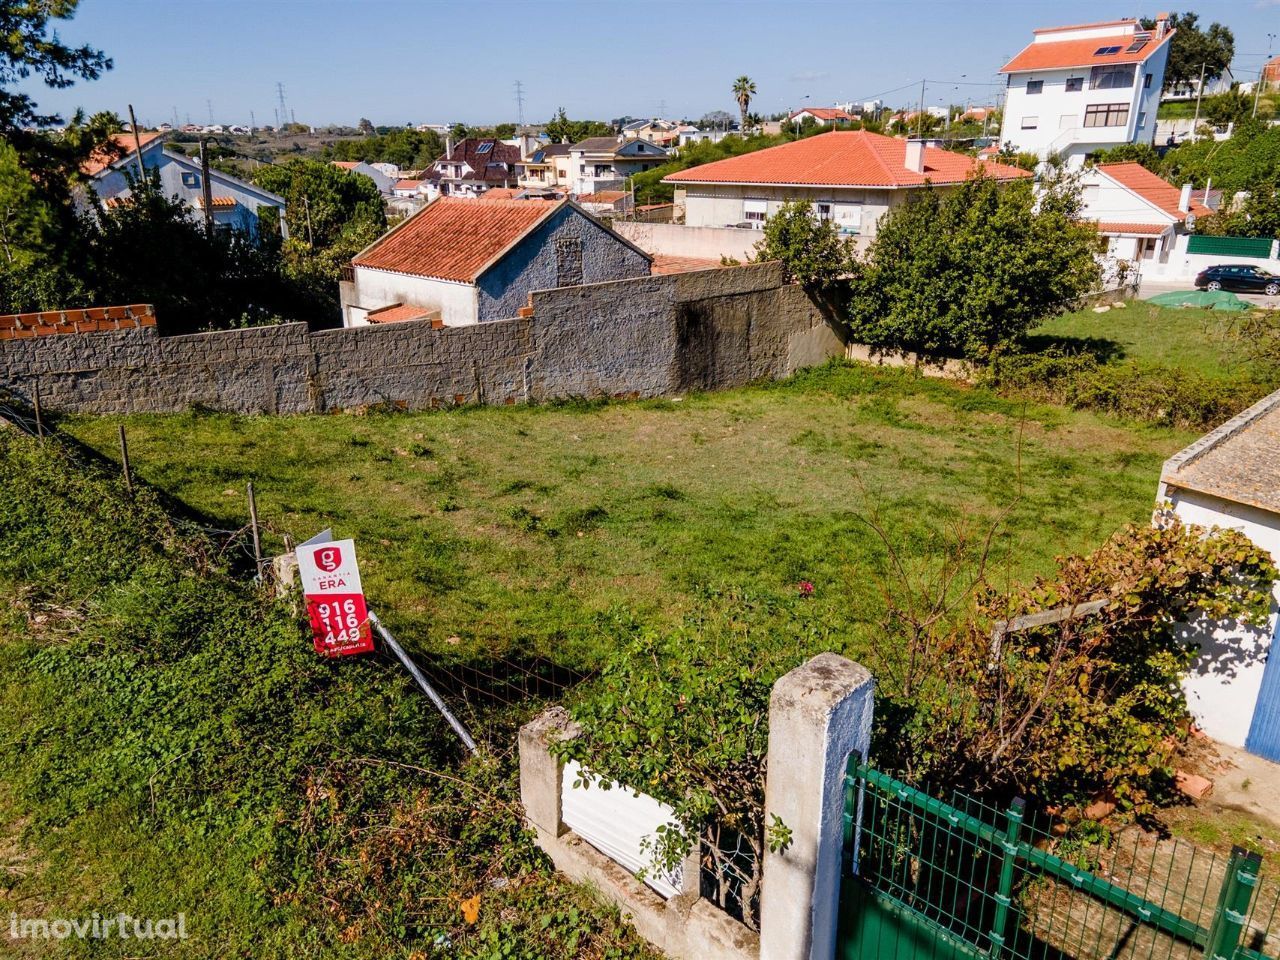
[1028, 302, 1257, 380]
[61, 363, 1192, 672]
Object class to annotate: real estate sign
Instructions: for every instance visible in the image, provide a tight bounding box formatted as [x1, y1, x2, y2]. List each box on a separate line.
[296, 538, 374, 657]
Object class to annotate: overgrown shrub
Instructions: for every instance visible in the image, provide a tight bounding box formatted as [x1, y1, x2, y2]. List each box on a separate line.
[978, 348, 1268, 428]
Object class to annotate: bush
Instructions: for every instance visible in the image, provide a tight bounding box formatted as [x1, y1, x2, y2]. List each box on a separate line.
[979, 348, 1267, 428]
[846, 175, 1103, 360]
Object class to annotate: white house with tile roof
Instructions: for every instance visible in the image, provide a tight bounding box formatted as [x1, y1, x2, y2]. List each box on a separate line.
[999, 15, 1175, 164]
[1076, 161, 1210, 265]
[1158, 389, 1280, 762]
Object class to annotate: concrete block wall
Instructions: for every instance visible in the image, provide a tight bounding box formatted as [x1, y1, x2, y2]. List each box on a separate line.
[0, 263, 844, 416]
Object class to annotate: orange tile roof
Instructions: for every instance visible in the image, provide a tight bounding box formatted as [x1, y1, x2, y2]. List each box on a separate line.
[1093, 221, 1171, 236]
[792, 107, 856, 122]
[354, 197, 561, 282]
[366, 303, 436, 324]
[81, 131, 164, 176]
[651, 255, 722, 275]
[332, 161, 361, 170]
[1096, 162, 1211, 220]
[479, 187, 520, 200]
[194, 196, 237, 209]
[663, 131, 1032, 188]
[577, 190, 628, 204]
[1000, 28, 1173, 73]
[394, 179, 424, 190]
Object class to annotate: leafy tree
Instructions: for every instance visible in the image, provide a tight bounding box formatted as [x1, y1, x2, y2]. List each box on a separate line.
[846, 174, 1103, 359]
[1198, 178, 1280, 239]
[544, 107, 612, 144]
[1161, 119, 1280, 196]
[325, 128, 444, 169]
[357, 117, 374, 136]
[1141, 12, 1234, 91]
[629, 131, 786, 204]
[754, 200, 853, 291]
[1091, 142, 1161, 170]
[0, 139, 51, 266]
[252, 158, 385, 250]
[698, 109, 735, 130]
[0, 0, 112, 132]
[732, 76, 756, 134]
[1203, 88, 1267, 126]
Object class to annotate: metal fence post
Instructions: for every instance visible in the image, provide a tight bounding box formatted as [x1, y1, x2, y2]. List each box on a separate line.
[1205, 847, 1261, 960]
[988, 797, 1027, 957]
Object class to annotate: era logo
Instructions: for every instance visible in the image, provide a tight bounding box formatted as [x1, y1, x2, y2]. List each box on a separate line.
[315, 546, 343, 573]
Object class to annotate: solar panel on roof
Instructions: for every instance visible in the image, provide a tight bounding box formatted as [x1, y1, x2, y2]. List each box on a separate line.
[1125, 37, 1149, 53]
[1094, 45, 1123, 55]
[476, 142, 493, 154]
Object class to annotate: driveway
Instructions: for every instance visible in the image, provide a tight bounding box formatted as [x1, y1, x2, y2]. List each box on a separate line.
[1139, 278, 1280, 310]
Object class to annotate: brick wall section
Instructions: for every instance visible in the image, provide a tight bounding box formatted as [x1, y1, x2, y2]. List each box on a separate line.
[0, 304, 155, 340]
[0, 264, 845, 415]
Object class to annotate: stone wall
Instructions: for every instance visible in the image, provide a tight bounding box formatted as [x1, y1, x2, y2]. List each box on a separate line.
[0, 262, 844, 416]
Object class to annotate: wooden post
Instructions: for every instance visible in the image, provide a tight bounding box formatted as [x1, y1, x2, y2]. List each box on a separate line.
[32, 379, 44, 438]
[127, 104, 147, 185]
[199, 139, 214, 235]
[247, 482, 264, 578]
[118, 424, 133, 496]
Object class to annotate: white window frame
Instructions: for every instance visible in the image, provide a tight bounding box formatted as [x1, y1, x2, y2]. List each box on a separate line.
[1021, 116, 1039, 130]
[743, 198, 768, 227]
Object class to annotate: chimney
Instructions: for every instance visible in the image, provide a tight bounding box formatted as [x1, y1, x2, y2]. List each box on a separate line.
[905, 139, 926, 174]
[1154, 12, 1170, 39]
[445, 136, 454, 159]
[1179, 183, 1193, 213]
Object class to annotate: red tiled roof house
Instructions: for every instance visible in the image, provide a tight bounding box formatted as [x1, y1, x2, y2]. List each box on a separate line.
[341, 197, 651, 327]
[1077, 161, 1212, 264]
[997, 15, 1175, 164]
[663, 130, 1031, 238]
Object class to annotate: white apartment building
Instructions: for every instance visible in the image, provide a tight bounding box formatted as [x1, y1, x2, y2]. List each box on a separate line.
[998, 16, 1174, 165]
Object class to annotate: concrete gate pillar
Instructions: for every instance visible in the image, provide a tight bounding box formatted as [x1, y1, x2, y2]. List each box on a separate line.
[758, 653, 874, 960]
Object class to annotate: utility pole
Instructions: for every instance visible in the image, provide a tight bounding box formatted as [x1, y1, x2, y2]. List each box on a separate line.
[207, 99, 215, 126]
[199, 139, 214, 235]
[1254, 65, 1266, 118]
[514, 79, 526, 128]
[1191, 62, 1207, 130]
[917, 78, 927, 138]
[126, 104, 147, 184]
[276, 82, 289, 130]
[250, 110, 256, 134]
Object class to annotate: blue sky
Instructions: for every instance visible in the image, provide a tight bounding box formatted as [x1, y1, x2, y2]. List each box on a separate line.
[21, 0, 1280, 128]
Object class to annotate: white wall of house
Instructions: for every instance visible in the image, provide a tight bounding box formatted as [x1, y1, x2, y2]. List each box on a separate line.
[679, 183, 899, 237]
[345, 266, 478, 327]
[1140, 233, 1280, 282]
[1001, 42, 1170, 163]
[1158, 486, 1280, 747]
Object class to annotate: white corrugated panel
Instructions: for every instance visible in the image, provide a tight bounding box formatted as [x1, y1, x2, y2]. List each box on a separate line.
[561, 760, 684, 898]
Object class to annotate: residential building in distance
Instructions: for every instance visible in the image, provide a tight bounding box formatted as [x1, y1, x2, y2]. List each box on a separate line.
[568, 136, 668, 196]
[1076, 161, 1210, 265]
[621, 119, 679, 147]
[427, 138, 522, 198]
[84, 132, 286, 241]
[998, 15, 1174, 164]
[663, 130, 1030, 238]
[1162, 67, 1233, 102]
[341, 197, 651, 327]
[788, 107, 857, 126]
[518, 143, 571, 190]
[331, 160, 397, 194]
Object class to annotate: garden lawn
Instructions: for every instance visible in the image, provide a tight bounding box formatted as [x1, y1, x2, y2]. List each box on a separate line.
[1027, 302, 1256, 380]
[60, 362, 1192, 673]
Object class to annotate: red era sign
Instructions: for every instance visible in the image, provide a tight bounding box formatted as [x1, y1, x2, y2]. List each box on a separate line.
[296, 538, 374, 657]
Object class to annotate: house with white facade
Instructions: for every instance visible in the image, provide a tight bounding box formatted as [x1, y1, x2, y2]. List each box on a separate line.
[84, 132, 286, 241]
[568, 136, 668, 196]
[998, 16, 1174, 165]
[621, 119, 679, 147]
[1157, 389, 1280, 763]
[426, 138, 522, 198]
[788, 107, 857, 126]
[518, 143, 571, 190]
[340, 197, 650, 327]
[664, 130, 1030, 238]
[1076, 161, 1210, 265]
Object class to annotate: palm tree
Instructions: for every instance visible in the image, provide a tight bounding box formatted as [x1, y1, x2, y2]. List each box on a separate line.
[732, 76, 757, 135]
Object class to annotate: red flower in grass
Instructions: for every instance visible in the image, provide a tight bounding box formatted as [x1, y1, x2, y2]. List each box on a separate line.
[798, 581, 815, 597]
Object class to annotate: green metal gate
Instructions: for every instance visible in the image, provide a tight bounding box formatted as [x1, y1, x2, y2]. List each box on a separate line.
[838, 760, 1280, 960]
